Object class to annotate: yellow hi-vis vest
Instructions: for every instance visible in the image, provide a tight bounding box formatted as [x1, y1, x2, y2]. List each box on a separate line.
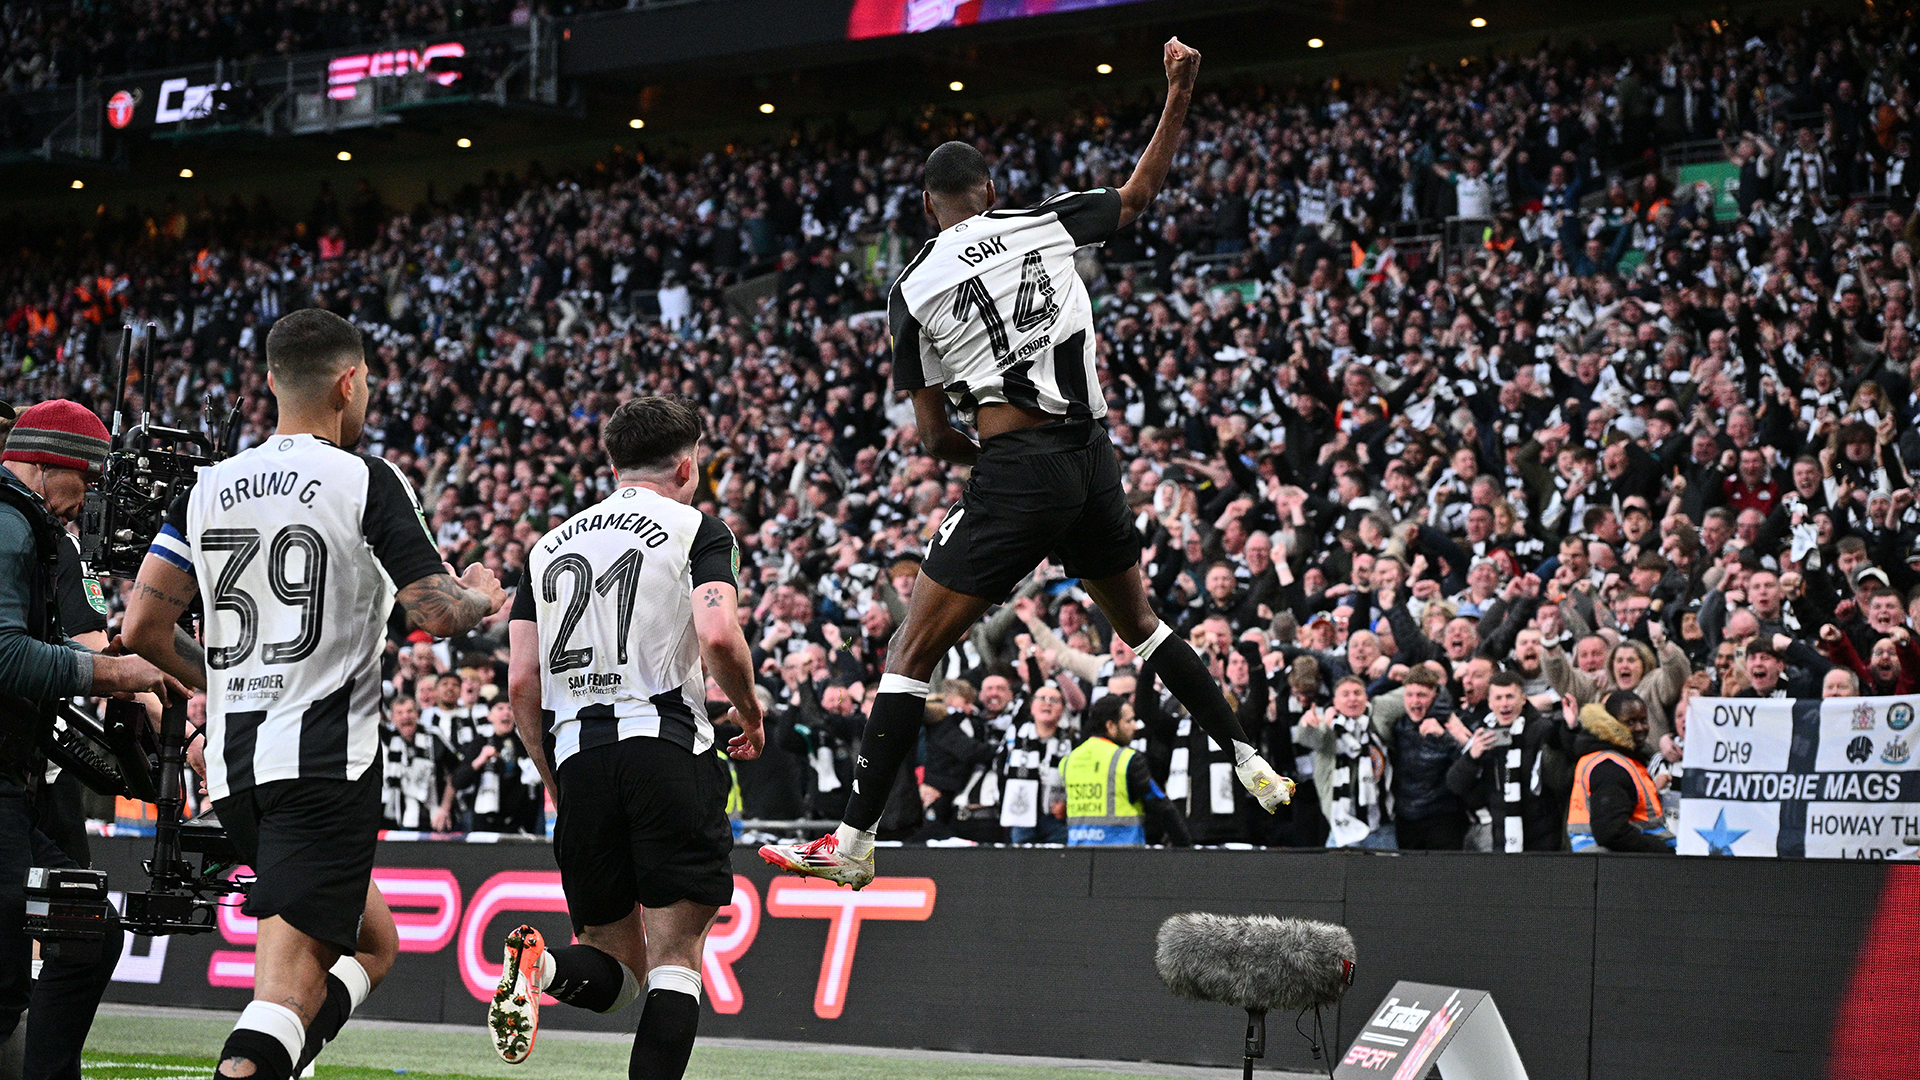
[718, 748, 743, 818]
[1064, 737, 1145, 845]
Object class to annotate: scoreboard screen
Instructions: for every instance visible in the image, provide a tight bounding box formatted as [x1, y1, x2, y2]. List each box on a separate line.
[847, 0, 1157, 40]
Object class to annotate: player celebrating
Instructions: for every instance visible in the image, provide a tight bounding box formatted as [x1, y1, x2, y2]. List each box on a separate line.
[760, 37, 1291, 889]
[488, 397, 764, 1080]
[123, 309, 506, 1080]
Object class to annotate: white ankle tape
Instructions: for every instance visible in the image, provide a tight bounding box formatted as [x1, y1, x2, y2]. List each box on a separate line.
[329, 955, 372, 1011]
[1135, 622, 1174, 661]
[534, 950, 557, 991]
[236, 1000, 307, 1070]
[1231, 740, 1258, 768]
[646, 964, 702, 1002]
[835, 822, 876, 858]
[604, 962, 642, 1013]
[877, 673, 930, 697]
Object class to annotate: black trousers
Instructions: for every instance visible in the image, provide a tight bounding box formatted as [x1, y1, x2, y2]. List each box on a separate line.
[0, 781, 122, 1080]
[1395, 812, 1469, 852]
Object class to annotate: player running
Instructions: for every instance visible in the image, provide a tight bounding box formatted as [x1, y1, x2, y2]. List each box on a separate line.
[124, 309, 506, 1080]
[488, 397, 764, 1080]
[760, 37, 1291, 889]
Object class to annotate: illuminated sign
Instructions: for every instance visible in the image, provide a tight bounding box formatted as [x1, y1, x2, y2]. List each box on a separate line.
[106, 90, 136, 129]
[327, 41, 466, 100]
[155, 77, 230, 124]
[847, 0, 1157, 40]
[120, 865, 936, 1023]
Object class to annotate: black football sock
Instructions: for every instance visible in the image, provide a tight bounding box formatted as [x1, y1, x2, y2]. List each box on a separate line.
[295, 975, 351, 1071]
[629, 968, 702, 1080]
[297, 956, 371, 1070]
[1137, 626, 1255, 764]
[219, 1000, 302, 1080]
[545, 943, 637, 1013]
[838, 674, 930, 833]
[217, 1032, 291, 1080]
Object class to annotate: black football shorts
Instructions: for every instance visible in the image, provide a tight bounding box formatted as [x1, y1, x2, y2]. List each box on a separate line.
[215, 763, 383, 955]
[920, 418, 1141, 602]
[552, 736, 734, 928]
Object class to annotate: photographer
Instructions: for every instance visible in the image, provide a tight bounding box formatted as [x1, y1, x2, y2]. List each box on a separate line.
[0, 401, 183, 1080]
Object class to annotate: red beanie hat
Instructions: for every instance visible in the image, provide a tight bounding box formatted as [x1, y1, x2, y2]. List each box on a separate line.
[2, 400, 110, 477]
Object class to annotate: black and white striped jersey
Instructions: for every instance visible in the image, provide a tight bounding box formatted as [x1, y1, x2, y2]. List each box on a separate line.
[509, 485, 738, 767]
[890, 187, 1122, 421]
[379, 722, 456, 830]
[150, 434, 445, 801]
[421, 703, 484, 753]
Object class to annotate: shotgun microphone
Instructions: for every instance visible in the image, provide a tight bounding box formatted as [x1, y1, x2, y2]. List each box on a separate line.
[1155, 912, 1357, 1012]
[1155, 914, 1357, 1080]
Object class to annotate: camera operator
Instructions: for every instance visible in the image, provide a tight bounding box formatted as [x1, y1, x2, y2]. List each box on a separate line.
[14, 416, 119, 871]
[0, 400, 184, 1080]
[122, 310, 504, 1080]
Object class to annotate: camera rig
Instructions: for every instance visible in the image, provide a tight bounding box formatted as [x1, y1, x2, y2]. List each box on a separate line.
[34, 325, 249, 948]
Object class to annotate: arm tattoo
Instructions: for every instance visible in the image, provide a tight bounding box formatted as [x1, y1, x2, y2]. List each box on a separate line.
[133, 580, 191, 609]
[704, 587, 723, 609]
[397, 573, 491, 637]
[172, 625, 207, 683]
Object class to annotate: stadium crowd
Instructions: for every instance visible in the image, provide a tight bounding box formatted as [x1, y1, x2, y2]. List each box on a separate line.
[6, 6, 1920, 850]
[0, 0, 625, 92]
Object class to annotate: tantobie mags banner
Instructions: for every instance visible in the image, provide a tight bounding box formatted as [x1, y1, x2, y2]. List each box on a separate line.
[1680, 694, 1920, 859]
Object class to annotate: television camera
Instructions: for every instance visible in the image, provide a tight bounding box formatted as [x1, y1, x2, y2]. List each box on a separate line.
[27, 325, 247, 959]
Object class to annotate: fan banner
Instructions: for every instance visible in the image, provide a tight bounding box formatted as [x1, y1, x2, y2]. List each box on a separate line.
[1679, 695, 1920, 859]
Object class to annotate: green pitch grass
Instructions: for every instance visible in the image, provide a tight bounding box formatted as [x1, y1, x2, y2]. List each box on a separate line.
[83, 1011, 1192, 1080]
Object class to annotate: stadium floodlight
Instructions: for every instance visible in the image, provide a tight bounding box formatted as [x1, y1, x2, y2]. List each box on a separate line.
[71, 180, 84, 190]
[1308, 38, 1324, 48]
[949, 81, 964, 92]
[457, 138, 472, 148]
[629, 118, 645, 129]
[1471, 17, 1487, 27]
[337, 150, 352, 161]
[178, 168, 193, 178]
[759, 102, 775, 114]
[1096, 63, 1113, 74]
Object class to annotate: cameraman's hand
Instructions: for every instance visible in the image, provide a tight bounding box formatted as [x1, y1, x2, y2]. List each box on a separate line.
[92, 652, 189, 705]
[430, 806, 452, 833]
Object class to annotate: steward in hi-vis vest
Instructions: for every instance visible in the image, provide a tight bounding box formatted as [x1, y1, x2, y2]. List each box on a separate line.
[1566, 693, 1676, 854]
[1063, 694, 1189, 847]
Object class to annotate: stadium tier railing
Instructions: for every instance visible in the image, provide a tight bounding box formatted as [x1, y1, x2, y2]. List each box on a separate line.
[5, 19, 557, 162]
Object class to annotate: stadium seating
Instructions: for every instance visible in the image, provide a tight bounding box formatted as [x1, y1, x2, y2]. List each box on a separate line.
[7, 5, 1918, 849]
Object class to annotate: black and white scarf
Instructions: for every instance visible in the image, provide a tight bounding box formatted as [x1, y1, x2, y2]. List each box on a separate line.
[954, 715, 1001, 812]
[1326, 711, 1388, 847]
[381, 725, 451, 831]
[1471, 715, 1532, 853]
[999, 720, 1073, 828]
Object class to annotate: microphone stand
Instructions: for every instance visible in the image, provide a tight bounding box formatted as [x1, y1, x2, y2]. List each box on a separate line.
[1243, 1006, 1266, 1080]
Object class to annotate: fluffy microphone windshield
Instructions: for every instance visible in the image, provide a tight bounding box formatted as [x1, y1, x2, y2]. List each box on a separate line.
[1155, 913, 1356, 1013]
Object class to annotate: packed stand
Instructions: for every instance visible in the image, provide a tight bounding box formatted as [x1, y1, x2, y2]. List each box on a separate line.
[0, 0, 623, 93]
[9, 6, 1920, 849]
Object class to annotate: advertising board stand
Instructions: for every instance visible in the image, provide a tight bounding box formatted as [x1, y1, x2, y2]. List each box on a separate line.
[1335, 981, 1526, 1080]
